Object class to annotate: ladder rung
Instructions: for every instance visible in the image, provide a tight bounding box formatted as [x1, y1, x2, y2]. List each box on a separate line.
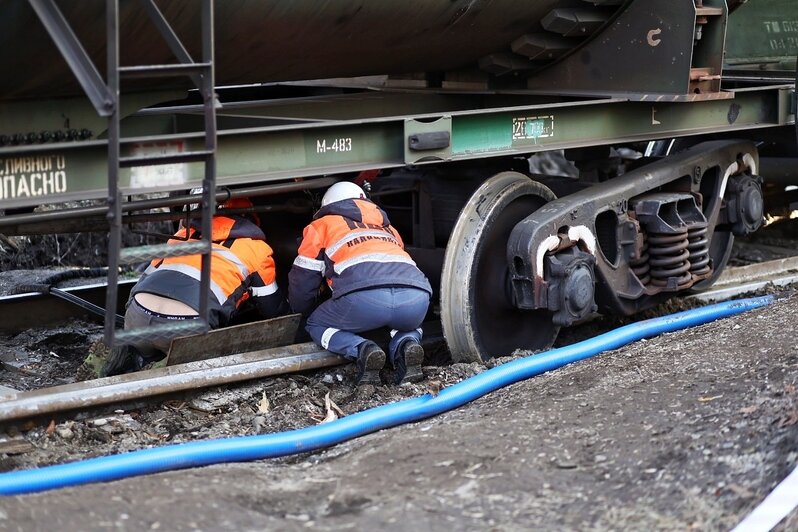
[119, 240, 211, 265]
[116, 321, 209, 346]
[119, 62, 212, 79]
[120, 150, 214, 167]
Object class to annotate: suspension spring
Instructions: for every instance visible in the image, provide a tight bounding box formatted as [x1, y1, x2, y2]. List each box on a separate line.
[630, 233, 651, 285]
[687, 222, 711, 277]
[648, 231, 692, 288]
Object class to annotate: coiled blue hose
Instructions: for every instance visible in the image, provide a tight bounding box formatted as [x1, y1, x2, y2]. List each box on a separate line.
[0, 295, 773, 496]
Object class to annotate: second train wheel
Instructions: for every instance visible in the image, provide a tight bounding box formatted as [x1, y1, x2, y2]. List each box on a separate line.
[441, 172, 558, 363]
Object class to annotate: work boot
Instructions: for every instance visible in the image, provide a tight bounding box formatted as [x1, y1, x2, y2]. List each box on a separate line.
[101, 345, 146, 377]
[393, 339, 424, 385]
[355, 341, 386, 386]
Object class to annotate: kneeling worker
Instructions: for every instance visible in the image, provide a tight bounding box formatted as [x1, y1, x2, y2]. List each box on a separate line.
[288, 182, 432, 385]
[103, 197, 288, 376]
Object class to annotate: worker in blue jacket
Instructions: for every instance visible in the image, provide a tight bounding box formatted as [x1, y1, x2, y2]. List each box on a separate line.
[288, 182, 432, 385]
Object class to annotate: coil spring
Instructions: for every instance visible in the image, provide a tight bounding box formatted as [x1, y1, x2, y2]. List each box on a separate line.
[648, 230, 691, 288]
[630, 233, 651, 285]
[687, 223, 711, 277]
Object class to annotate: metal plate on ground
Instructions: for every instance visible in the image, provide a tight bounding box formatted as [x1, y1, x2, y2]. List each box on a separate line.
[166, 313, 301, 366]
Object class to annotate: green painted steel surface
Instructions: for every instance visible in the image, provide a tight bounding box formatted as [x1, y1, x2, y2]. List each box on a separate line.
[0, 121, 406, 209]
[726, 0, 798, 67]
[452, 115, 513, 155]
[0, 87, 791, 211]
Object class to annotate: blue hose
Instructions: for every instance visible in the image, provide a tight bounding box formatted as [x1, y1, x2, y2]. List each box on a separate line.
[0, 295, 773, 496]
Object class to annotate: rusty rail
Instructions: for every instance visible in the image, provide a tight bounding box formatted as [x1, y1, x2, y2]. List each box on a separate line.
[688, 256, 798, 302]
[0, 342, 344, 423]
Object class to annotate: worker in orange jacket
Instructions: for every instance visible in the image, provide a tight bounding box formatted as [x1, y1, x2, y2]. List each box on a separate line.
[288, 182, 432, 385]
[103, 197, 288, 376]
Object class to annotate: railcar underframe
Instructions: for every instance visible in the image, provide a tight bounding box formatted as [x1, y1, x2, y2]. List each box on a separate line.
[1, 83, 794, 359]
[0, 0, 796, 362]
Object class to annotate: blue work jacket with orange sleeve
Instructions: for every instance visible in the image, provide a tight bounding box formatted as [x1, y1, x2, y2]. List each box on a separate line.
[131, 214, 286, 328]
[288, 198, 432, 316]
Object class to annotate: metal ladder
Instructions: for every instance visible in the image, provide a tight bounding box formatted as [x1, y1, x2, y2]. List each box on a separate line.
[28, 0, 218, 347]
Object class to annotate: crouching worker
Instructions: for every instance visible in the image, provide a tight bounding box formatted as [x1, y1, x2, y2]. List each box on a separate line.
[288, 182, 432, 385]
[102, 197, 289, 376]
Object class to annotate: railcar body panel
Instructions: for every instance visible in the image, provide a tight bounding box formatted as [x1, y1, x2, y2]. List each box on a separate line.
[1, 0, 618, 102]
[726, 0, 798, 68]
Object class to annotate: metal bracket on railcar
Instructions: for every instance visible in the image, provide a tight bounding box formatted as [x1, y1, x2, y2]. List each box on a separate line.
[507, 140, 763, 318]
[525, 0, 729, 101]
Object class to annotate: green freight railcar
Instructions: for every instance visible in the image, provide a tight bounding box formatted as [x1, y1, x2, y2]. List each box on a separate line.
[726, 0, 798, 70]
[0, 0, 795, 359]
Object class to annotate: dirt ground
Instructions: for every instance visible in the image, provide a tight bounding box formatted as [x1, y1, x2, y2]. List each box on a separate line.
[1, 218, 798, 530]
[0, 291, 795, 531]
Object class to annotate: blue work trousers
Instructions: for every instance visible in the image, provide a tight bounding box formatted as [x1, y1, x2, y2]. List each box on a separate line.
[306, 287, 430, 362]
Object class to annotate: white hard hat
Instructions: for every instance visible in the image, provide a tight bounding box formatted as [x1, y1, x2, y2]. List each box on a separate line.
[321, 182, 366, 207]
[186, 187, 204, 211]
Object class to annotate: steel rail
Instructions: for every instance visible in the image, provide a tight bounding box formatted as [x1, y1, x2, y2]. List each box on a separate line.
[688, 256, 798, 302]
[0, 342, 344, 423]
[1, 256, 795, 423]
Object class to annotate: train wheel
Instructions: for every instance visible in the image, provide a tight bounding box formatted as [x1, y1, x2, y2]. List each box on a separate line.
[441, 172, 558, 363]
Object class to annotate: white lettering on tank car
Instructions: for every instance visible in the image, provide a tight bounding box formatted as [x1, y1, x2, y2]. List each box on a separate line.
[647, 28, 662, 47]
[768, 36, 798, 51]
[0, 156, 68, 200]
[764, 21, 782, 33]
[652, 107, 662, 126]
[766, 20, 798, 34]
[512, 115, 555, 141]
[316, 137, 353, 154]
[764, 19, 798, 50]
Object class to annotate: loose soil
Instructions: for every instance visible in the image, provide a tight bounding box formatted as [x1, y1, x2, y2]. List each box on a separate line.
[0, 293, 796, 531]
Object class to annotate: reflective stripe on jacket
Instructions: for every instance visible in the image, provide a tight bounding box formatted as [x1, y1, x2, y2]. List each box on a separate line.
[288, 198, 431, 315]
[131, 215, 281, 328]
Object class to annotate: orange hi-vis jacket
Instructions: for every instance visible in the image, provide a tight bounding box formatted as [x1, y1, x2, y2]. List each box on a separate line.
[130, 214, 283, 328]
[288, 198, 431, 315]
